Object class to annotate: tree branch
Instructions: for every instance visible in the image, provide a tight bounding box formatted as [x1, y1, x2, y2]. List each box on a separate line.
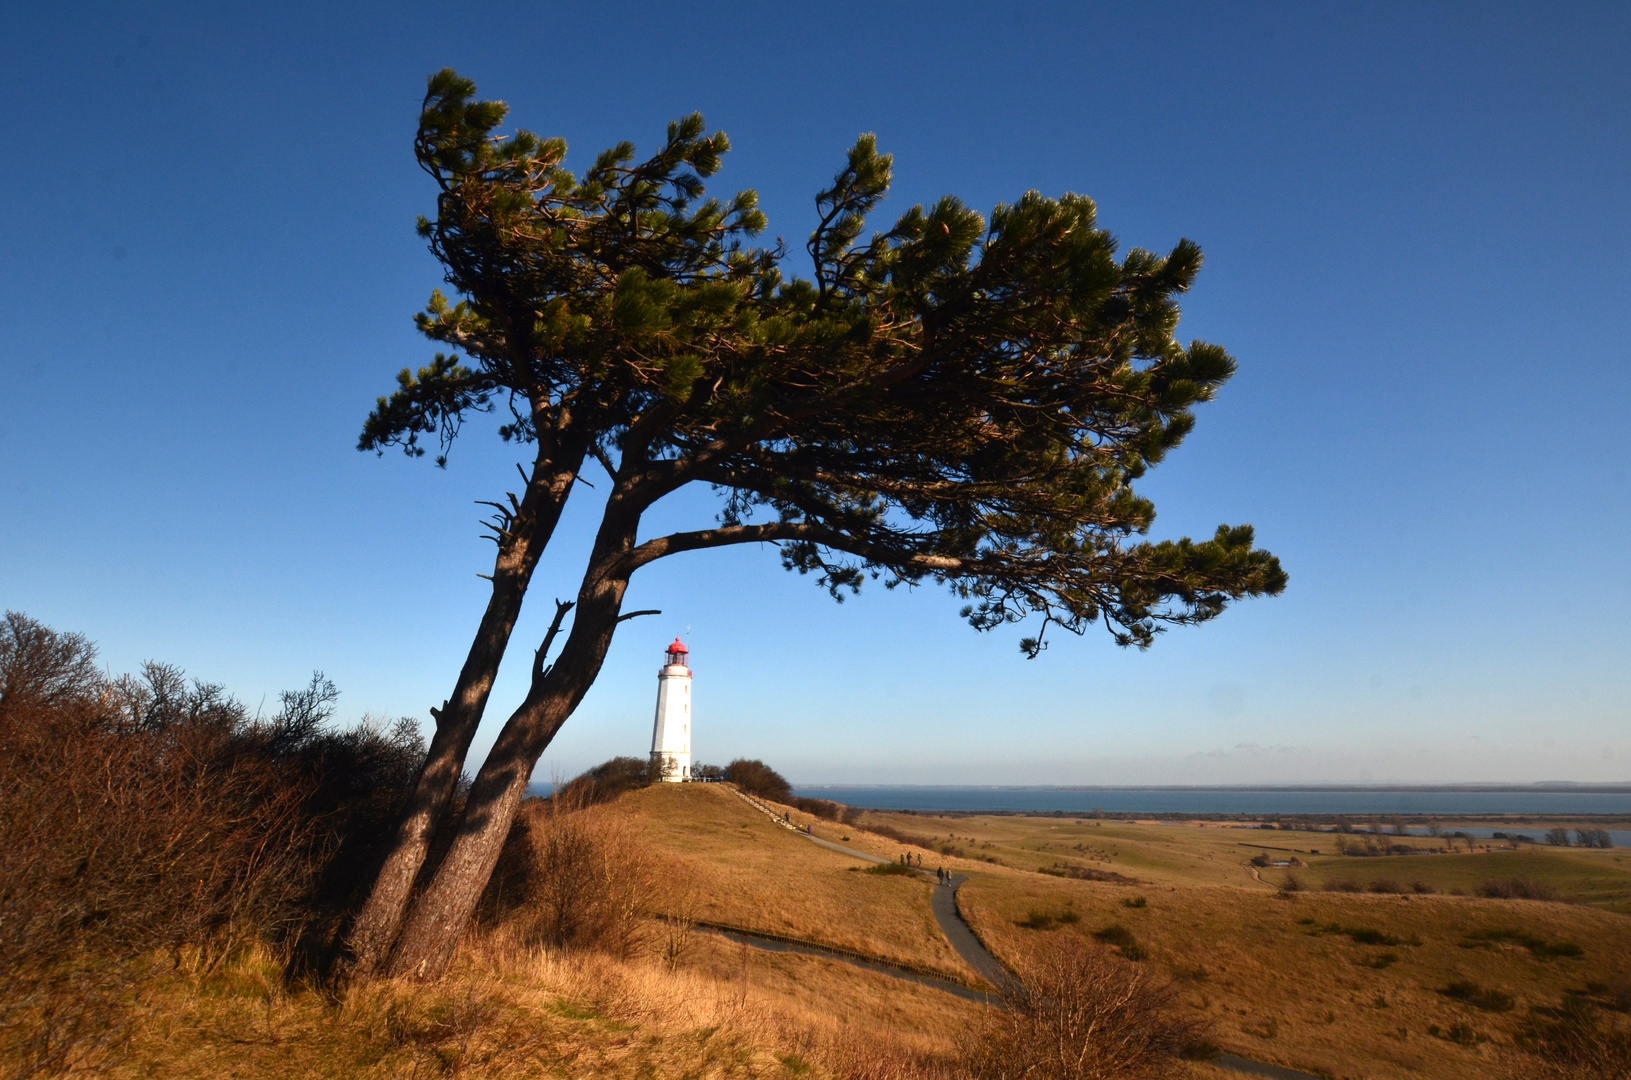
[532, 599, 576, 682]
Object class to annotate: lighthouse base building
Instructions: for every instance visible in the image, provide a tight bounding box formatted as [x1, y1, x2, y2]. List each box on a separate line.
[649, 638, 692, 781]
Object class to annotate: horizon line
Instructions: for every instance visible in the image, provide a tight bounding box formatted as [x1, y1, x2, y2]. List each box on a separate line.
[785, 782, 1631, 793]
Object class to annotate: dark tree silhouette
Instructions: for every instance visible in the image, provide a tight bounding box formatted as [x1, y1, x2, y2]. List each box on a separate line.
[723, 759, 793, 802]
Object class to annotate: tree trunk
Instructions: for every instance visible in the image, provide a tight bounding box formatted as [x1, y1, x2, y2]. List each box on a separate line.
[342, 448, 584, 982]
[384, 509, 639, 980]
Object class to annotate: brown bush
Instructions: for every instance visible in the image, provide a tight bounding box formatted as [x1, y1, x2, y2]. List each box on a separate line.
[792, 796, 847, 821]
[0, 613, 424, 1074]
[548, 755, 654, 808]
[1479, 878, 1560, 901]
[479, 792, 655, 958]
[1504, 997, 1631, 1080]
[963, 938, 1201, 1079]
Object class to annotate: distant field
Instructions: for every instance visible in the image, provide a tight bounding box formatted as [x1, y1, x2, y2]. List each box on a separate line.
[957, 870, 1630, 1080]
[1305, 848, 1631, 912]
[658, 792, 1631, 1080]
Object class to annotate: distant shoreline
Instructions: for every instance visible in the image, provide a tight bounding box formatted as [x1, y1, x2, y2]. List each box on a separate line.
[785, 784, 1631, 819]
[789, 783, 1631, 792]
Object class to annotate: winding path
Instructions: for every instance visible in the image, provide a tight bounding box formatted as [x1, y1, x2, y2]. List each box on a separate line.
[723, 788, 1326, 1080]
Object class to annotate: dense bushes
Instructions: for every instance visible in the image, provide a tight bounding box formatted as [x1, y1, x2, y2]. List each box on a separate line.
[720, 757, 863, 822]
[724, 758, 792, 800]
[0, 612, 423, 1072]
[549, 755, 654, 808]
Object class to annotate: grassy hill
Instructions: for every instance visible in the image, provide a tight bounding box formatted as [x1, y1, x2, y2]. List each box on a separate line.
[84, 782, 1631, 1079]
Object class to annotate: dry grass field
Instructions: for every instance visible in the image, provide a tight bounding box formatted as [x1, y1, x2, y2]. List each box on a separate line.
[838, 806, 1631, 1078]
[614, 783, 967, 977]
[102, 935, 975, 1079]
[79, 785, 1631, 1079]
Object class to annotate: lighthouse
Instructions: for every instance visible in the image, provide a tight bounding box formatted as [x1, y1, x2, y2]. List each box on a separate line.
[649, 638, 692, 781]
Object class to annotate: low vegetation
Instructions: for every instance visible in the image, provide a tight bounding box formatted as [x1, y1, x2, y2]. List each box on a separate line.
[1462, 928, 1585, 960]
[964, 939, 1201, 1080]
[1478, 877, 1561, 901]
[0, 613, 422, 1073]
[1441, 980, 1516, 1012]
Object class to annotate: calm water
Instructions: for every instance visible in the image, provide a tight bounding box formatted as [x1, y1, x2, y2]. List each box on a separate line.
[789, 786, 1631, 817]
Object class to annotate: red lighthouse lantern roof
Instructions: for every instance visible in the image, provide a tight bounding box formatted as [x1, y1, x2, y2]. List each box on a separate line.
[666, 638, 689, 655]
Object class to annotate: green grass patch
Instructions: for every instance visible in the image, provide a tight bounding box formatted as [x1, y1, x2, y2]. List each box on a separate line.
[1016, 906, 1080, 931]
[1461, 927, 1583, 959]
[1314, 922, 1411, 947]
[1440, 980, 1516, 1012]
[548, 1000, 603, 1021]
[1093, 923, 1148, 960]
[864, 861, 917, 876]
[1305, 847, 1631, 912]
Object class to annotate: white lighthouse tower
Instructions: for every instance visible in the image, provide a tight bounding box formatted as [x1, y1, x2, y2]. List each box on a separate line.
[649, 638, 692, 781]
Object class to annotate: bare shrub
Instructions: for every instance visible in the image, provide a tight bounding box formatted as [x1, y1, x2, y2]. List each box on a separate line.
[963, 938, 1202, 1080]
[479, 794, 655, 958]
[0, 613, 423, 1073]
[1479, 878, 1560, 901]
[820, 1033, 956, 1080]
[1504, 997, 1631, 1080]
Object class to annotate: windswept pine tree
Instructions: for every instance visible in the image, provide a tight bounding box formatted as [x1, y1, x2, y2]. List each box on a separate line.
[348, 69, 1286, 981]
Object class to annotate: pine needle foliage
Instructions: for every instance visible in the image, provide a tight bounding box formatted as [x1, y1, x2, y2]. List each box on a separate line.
[361, 69, 1284, 654]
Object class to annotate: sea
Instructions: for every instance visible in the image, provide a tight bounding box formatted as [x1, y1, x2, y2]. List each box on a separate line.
[787, 785, 1631, 818]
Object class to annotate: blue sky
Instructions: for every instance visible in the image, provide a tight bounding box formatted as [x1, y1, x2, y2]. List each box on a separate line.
[2, 2, 1627, 785]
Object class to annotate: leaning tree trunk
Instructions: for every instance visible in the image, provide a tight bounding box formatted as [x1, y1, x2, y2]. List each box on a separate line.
[385, 524, 637, 980]
[343, 448, 584, 982]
